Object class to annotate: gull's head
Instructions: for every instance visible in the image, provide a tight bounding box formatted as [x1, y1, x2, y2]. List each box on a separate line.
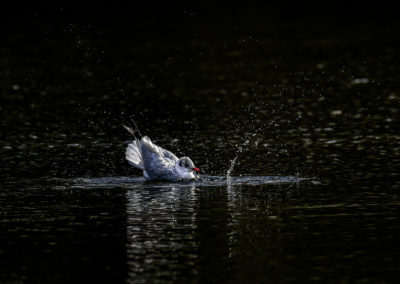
[176, 157, 200, 179]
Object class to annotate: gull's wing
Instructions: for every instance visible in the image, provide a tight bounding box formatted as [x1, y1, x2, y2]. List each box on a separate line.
[160, 148, 179, 163]
[141, 136, 178, 162]
[139, 136, 178, 178]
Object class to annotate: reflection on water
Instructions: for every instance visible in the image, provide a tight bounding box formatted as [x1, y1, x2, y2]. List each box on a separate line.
[1, 173, 400, 282]
[119, 179, 399, 282]
[61, 175, 310, 189]
[126, 185, 198, 281]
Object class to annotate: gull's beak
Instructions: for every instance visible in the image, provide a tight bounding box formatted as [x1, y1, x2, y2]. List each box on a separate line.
[193, 167, 200, 173]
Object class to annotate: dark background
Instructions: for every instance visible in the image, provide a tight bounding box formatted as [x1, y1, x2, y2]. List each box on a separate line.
[1, 1, 400, 283]
[1, 1, 400, 178]
[2, 1, 400, 29]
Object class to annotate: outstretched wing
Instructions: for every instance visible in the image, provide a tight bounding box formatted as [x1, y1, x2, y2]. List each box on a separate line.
[139, 136, 178, 178]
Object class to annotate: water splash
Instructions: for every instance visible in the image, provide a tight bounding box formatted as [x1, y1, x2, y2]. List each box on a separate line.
[226, 155, 238, 183]
[226, 137, 252, 182]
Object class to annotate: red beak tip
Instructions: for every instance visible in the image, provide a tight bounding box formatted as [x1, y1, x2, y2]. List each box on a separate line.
[193, 167, 200, 173]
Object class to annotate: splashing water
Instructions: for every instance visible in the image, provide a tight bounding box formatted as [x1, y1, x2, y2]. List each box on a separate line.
[226, 137, 252, 182]
[226, 155, 238, 183]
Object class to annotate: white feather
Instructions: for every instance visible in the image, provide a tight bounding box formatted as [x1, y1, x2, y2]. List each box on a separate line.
[126, 140, 144, 170]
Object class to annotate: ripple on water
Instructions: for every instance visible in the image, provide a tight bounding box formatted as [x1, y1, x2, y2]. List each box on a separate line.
[51, 175, 314, 190]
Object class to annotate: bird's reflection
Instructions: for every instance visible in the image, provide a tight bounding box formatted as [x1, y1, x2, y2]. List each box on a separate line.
[124, 179, 281, 282]
[125, 184, 198, 280]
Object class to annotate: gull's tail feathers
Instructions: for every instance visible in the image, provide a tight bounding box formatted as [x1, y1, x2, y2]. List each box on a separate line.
[123, 124, 146, 170]
[126, 140, 144, 170]
[123, 125, 137, 138]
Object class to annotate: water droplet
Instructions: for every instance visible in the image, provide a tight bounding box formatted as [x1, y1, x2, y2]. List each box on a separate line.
[331, 110, 342, 116]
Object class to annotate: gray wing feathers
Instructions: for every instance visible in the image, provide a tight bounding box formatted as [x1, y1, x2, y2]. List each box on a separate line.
[160, 148, 179, 163]
[139, 136, 178, 179]
[140, 136, 178, 163]
[126, 140, 144, 170]
[125, 135, 179, 180]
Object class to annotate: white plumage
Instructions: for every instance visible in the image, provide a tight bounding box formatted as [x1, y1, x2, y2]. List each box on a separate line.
[124, 126, 200, 181]
[126, 140, 144, 170]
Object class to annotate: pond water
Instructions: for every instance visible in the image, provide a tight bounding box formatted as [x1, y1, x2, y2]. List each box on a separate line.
[1, 7, 400, 283]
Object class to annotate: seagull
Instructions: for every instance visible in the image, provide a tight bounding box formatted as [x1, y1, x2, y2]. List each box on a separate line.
[123, 125, 200, 181]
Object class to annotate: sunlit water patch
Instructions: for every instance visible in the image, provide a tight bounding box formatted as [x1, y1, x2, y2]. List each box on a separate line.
[51, 175, 314, 190]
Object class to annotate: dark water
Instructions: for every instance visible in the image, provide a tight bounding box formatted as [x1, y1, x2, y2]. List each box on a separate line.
[1, 5, 400, 283]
